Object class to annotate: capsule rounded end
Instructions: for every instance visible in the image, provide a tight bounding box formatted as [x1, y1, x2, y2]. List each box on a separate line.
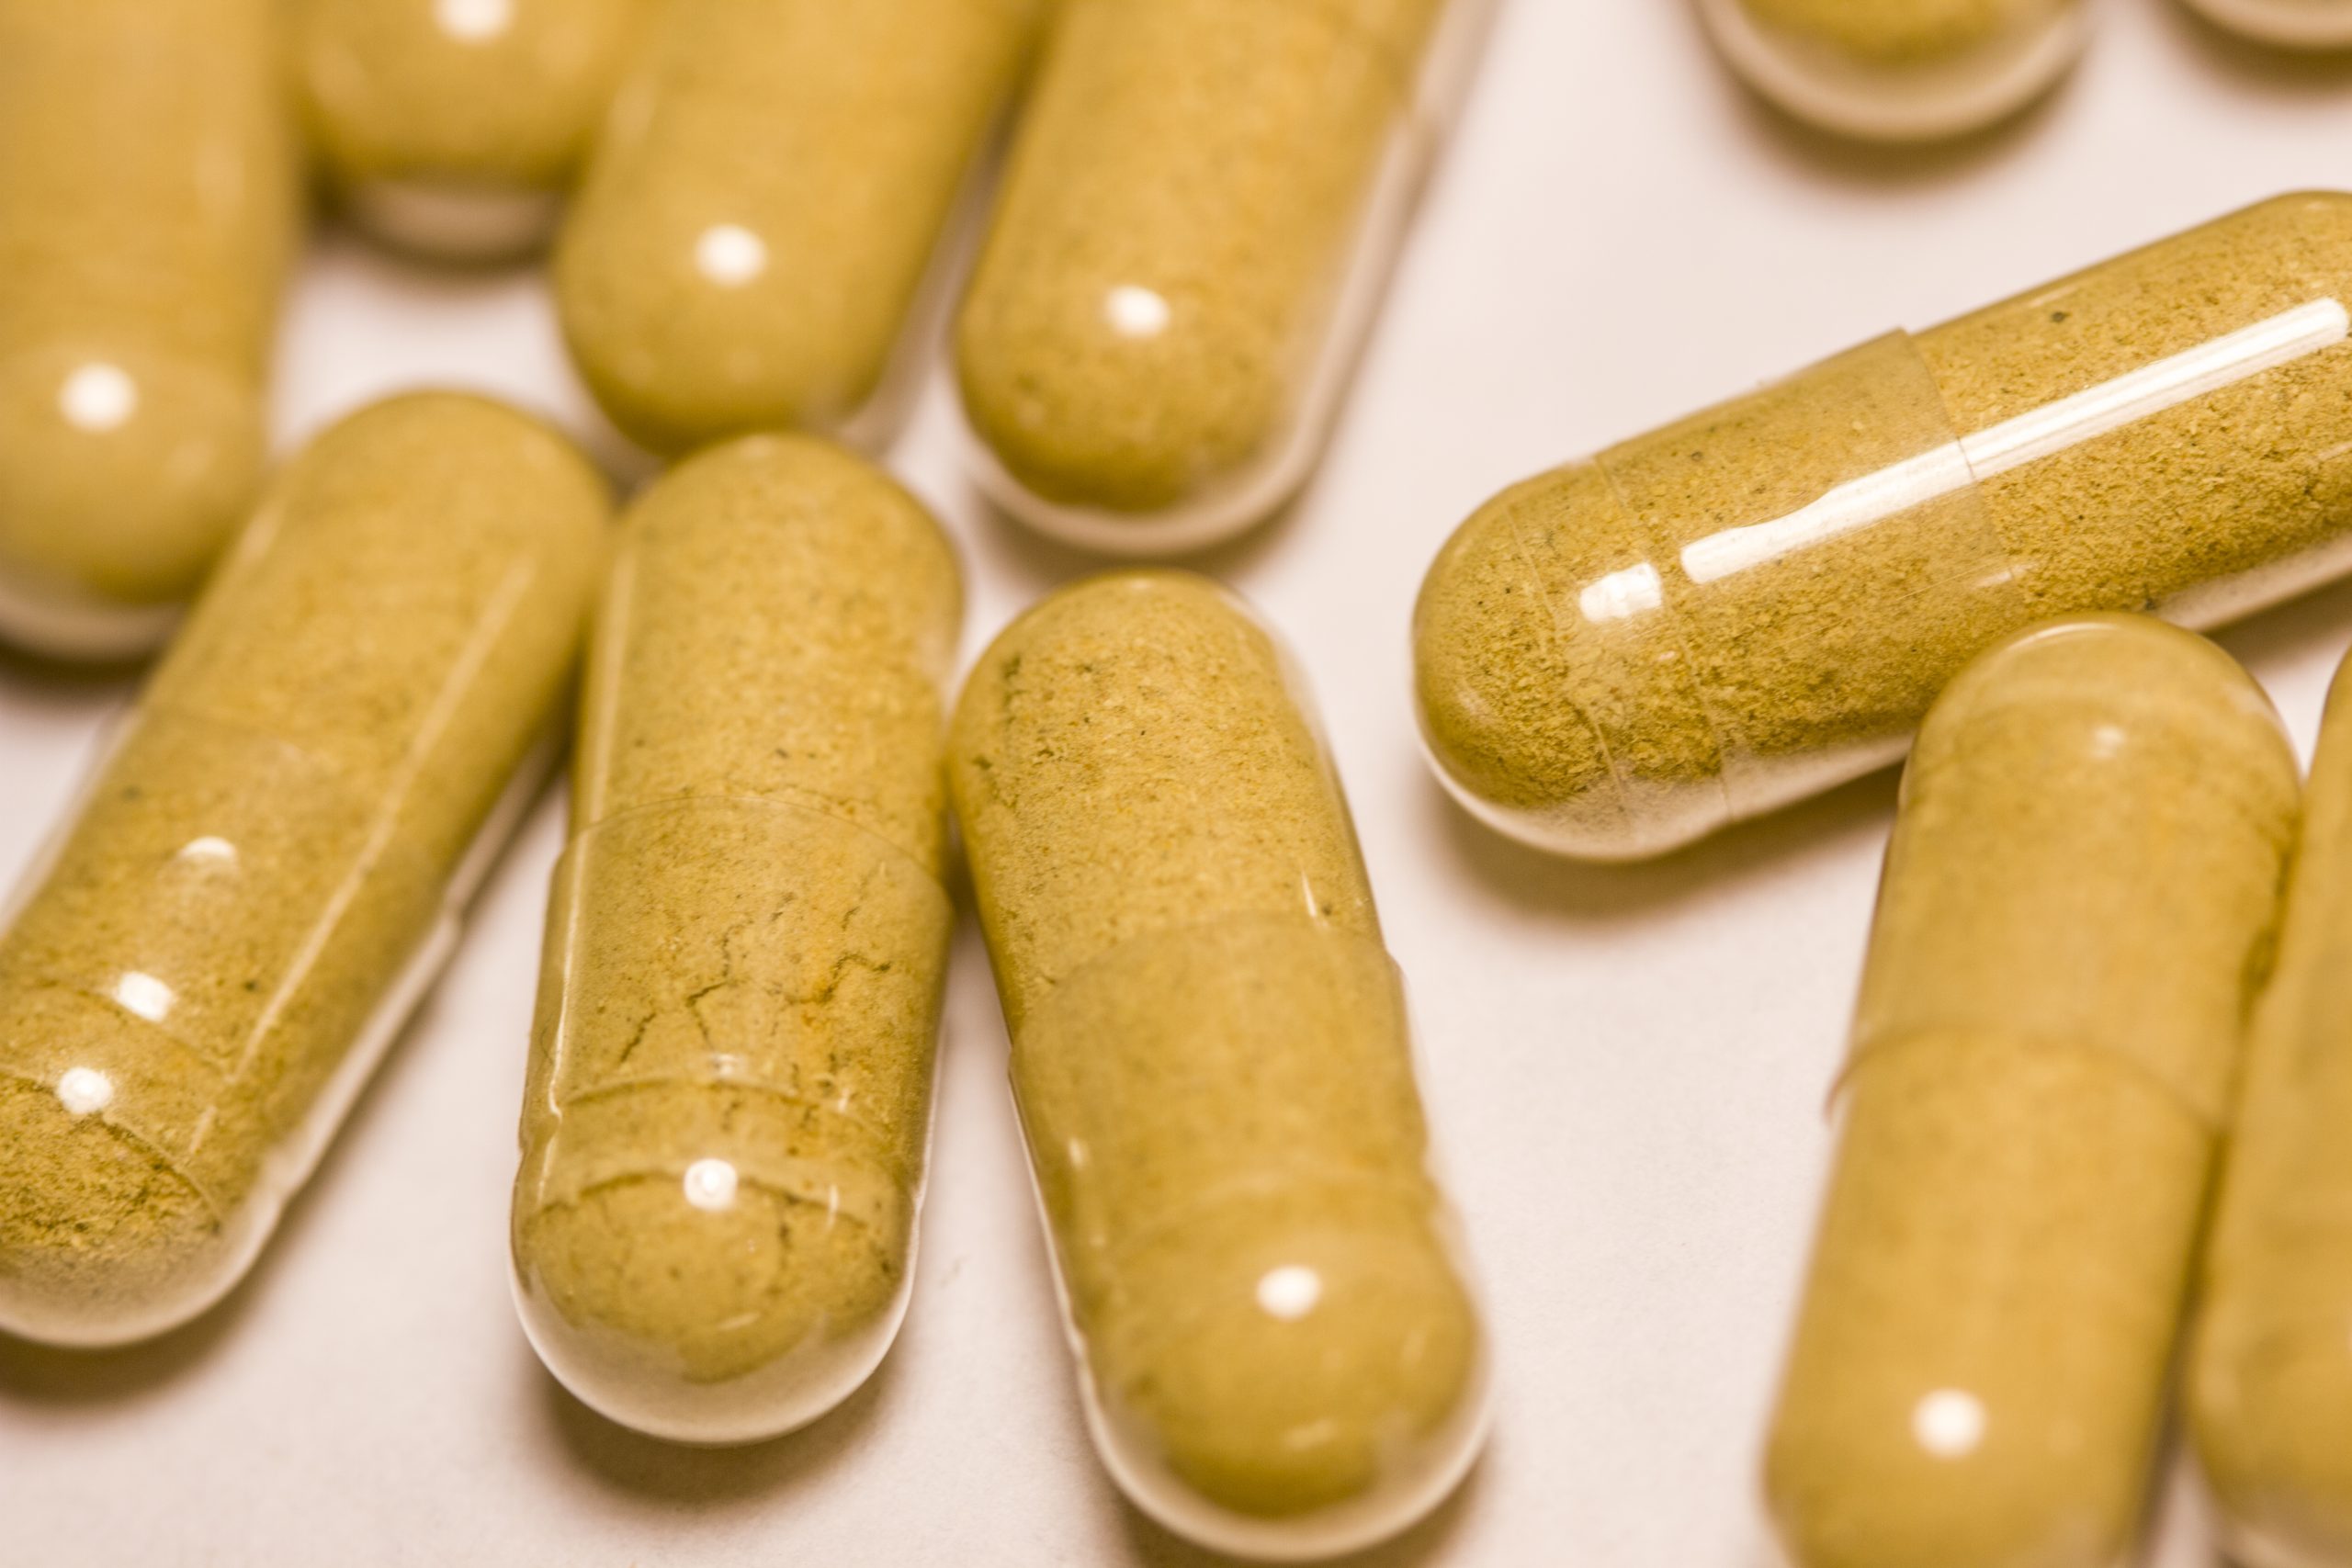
[2181, 0, 2352, 48]
[2194, 1321, 2352, 1568]
[340, 180, 566, 265]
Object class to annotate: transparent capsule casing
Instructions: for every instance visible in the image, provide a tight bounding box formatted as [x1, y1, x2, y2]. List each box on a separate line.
[553, 0, 1045, 461]
[0, 0, 300, 661]
[948, 571, 1490, 1561]
[1764, 615, 2301, 1568]
[1414, 192, 2352, 863]
[511, 435, 962, 1444]
[2184, 0, 2352, 49]
[0, 394, 607, 1348]
[2191, 647, 2352, 1568]
[1698, 0, 2088, 142]
[952, 0, 1498, 556]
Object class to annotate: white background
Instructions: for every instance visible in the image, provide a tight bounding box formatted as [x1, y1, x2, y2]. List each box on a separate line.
[6, 2, 2352, 1563]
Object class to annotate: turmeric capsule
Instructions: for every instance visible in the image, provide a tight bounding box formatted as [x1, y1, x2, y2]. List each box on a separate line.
[555, 0, 1042, 457]
[2183, 0, 2352, 48]
[511, 436, 961, 1444]
[1415, 193, 2352, 862]
[953, 0, 1494, 553]
[0, 394, 606, 1348]
[1698, 0, 2088, 141]
[948, 572, 1488, 1560]
[2192, 647, 2352, 1568]
[291, 0, 646, 262]
[0, 0, 300, 660]
[1765, 615, 2299, 1568]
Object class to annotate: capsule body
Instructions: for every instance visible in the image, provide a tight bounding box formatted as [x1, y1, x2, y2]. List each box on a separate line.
[953, 0, 1494, 553]
[2183, 0, 2352, 49]
[0, 0, 300, 660]
[1764, 615, 2299, 1568]
[292, 0, 645, 262]
[948, 572, 1487, 1560]
[1699, 0, 2087, 141]
[1416, 192, 2352, 861]
[0, 395, 606, 1348]
[511, 436, 960, 1444]
[555, 0, 1041, 457]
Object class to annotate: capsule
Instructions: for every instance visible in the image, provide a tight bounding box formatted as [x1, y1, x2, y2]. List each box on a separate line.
[510, 436, 960, 1443]
[1415, 192, 2352, 862]
[1697, 0, 2087, 141]
[946, 572, 1487, 1559]
[291, 0, 645, 262]
[0, 394, 606, 1348]
[2183, 0, 2352, 49]
[952, 0, 1495, 554]
[0, 0, 300, 661]
[554, 0, 1043, 458]
[1763, 615, 2299, 1568]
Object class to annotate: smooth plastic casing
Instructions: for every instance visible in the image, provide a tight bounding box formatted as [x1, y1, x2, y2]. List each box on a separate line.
[2183, 0, 2352, 49]
[948, 572, 1490, 1561]
[292, 0, 646, 263]
[953, 0, 1497, 555]
[1764, 615, 2301, 1568]
[1699, 0, 2088, 141]
[0, 0, 300, 661]
[2191, 648, 2352, 1568]
[553, 0, 1044, 460]
[0, 394, 607, 1348]
[1415, 192, 2352, 862]
[512, 435, 962, 1445]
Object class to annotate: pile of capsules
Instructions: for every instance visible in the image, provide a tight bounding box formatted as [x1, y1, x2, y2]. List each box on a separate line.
[3, 1, 2352, 1565]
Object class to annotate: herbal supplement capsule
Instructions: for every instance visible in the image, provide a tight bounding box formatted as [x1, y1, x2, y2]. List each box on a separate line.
[554, 0, 1043, 458]
[0, 394, 607, 1348]
[291, 0, 645, 262]
[0, 0, 300, 660]
[511, 435, 960, 1443]
[948, 571, 1488, 1560]
[1415, 192, 2352, 863]
[952, 0, 1495, 554]
[1764, 615, 2300, 1568]
[1697, 0, 2088, 142]
[2183, 0, 2352, 48]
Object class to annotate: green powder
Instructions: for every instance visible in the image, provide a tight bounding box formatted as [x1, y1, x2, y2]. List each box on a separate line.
[555, 0, 1042, 457]
[512, 435, 962, 1444]
[0, 0, 300, 651]
[1763, 615, 2299, 1568]
[1736, 0, 2065, 64]
[947, 571, 1485, 1552]
[1415, 192, 2352, 861]
[0, 393, 607, 1348]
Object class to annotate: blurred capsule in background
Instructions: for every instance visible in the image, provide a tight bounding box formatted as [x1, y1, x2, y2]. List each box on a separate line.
[0, 0, 300, 661]
[2183, 0, 2352, 49]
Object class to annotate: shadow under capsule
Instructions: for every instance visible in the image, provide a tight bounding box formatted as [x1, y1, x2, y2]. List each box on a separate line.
[2157, 0, 2352, 93]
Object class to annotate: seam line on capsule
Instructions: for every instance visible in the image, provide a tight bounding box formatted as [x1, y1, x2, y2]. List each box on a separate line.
[534, 1077, 919, 1177]
[0, 1062, 229, 1226]
[1832, 1026, 2229, 1134]
[571, 791, 947, 892]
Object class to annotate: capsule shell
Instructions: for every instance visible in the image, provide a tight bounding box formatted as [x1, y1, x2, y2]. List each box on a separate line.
[0, 0, 300, 660]
[512, 435, 961, 1444]
[292, 0, 646, 262]
[1762, 615, 2299, 1568]
[0, 394, 607, 1348]
[948, 571, 1488, 1560]
[953, 0, 1494, 553]
[2182, 0, 2352, 49]
[1416, 192, 2352, 862]
[554, 0, 1042, 457]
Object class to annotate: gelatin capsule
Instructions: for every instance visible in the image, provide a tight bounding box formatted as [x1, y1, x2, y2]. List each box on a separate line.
[1698, 0, 2088, 142]
[2192, 646, 2352, 1568]
[1415, 193, 2352, 862]
[2183, 0, 2352, 49]
[0, 393, 607, 1348]
[511, 435, 962, 1444]
[1764, 615, 2300, 1568]
[947, 571, 1488, 1560]
[0, 0, 300, 660]
[291, 0, 647, 262]
[555, 0, 1043, 458]
[953, 0, 1496, 554]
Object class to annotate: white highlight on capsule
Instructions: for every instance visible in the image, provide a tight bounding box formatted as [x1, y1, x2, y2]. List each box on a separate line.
[695, 224, 769, 288]
[1255, 1264, 1324, 1323]
[1912, 1388, 1988, 1459]
[55, 1066, 116, 1117]
[435, 0, 514, 43]
[59, 363, 139, 434]
[683, 1157, 740, 1213]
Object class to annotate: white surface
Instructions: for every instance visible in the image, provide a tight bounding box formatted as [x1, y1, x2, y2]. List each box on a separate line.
[5, 2, 2352, 1563]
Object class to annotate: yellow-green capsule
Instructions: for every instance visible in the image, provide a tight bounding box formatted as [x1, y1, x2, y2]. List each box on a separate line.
[948, 571, 1487, 1560]
[2183, 0, 2352, 49]
[1764, 615, 2300, 1568]
[0, 394, 607, 1348]
[512, 434, 961, 1444]
[291, 0, 646, 262]
[0, 0, 300, 660]
[555, 0, 1043, 458]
